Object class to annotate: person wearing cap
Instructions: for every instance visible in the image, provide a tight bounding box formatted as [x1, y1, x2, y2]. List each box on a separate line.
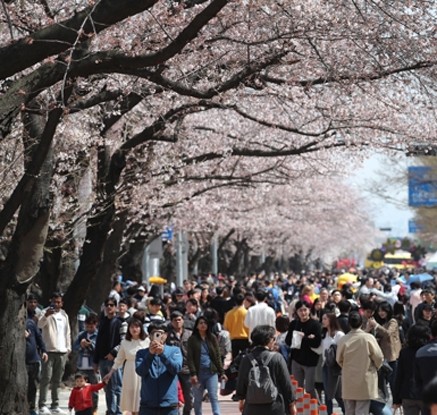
[166, 311, 193, 415]
[134, 285, 147, 303]
[136, 322, 183, 415]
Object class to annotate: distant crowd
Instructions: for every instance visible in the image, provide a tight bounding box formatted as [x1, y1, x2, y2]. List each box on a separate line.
[25, 267, 437, 415]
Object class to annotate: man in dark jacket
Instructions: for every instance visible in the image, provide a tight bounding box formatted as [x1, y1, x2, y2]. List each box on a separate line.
[26, 294, 48, 415]
[136, 322, 182, 415]
[166, 311, 193, 415]
[93, 297, 122, 415]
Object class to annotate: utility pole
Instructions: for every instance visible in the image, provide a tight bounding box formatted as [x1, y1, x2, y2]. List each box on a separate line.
[143, 237, 162, 283]
[211, 233, 218, 275]
[176, 230, 188, 287]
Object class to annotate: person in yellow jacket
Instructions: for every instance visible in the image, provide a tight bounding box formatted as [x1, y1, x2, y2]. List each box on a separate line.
[223, 294, 249, 359]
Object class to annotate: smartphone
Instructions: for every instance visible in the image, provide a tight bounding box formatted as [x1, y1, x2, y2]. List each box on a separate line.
[151, 331, 163, 343]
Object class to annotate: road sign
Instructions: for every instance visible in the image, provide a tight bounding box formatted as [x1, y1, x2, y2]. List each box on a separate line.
[408, 166, 437, 207]
[408, 219, 422, 234]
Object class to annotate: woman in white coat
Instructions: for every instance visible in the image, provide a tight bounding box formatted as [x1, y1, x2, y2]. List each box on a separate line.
[104, 318, 149, 415]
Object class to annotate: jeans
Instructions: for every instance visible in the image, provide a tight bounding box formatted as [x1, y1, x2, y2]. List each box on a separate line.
[193, 369, 221, 415]
[387, 360, 397, 394]
[99, 359, 122, 415]
[322, 365, 344, 414]
[38, 352, 68, 409]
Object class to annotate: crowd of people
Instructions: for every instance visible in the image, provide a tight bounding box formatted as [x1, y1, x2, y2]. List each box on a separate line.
[25, 267, 437, 415]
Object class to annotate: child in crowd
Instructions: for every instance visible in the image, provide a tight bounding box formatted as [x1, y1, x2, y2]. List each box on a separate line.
[68, 373, 106, 415]
[73, 314, 100, 412]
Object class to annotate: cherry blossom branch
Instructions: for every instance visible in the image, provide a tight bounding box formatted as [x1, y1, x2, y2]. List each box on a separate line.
[261, 60, 436, 87]
[0, 84, 74, 235]
[128, 52, 288, 98]
[0, 0, 230, 138]
[0, 0, 160, 79]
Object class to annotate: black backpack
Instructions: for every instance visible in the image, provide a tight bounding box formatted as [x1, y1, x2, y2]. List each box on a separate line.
[246, 353, 278, 404]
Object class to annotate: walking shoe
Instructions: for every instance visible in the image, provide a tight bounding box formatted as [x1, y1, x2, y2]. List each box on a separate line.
[50, 408, 67, 415]
[38, 407, 51, 415]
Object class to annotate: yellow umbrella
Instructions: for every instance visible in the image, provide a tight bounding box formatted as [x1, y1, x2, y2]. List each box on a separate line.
[149, 276, 167, 285]
[337, 272, 358, 290]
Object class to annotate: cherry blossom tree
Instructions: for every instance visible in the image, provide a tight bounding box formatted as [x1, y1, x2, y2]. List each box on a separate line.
[0, 0, 436, 412]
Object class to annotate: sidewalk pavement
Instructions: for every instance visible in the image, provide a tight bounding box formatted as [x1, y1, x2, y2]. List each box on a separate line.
[55, 386, 239, 415]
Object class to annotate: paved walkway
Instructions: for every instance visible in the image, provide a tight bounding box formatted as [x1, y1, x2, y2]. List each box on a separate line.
[54, 386, 239, 415]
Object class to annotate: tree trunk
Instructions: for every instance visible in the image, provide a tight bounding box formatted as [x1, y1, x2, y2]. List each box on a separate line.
[0, 289, 28, 414]
[0, 109, 54, 414]
[63, 147, 126, 320]
[85, 210, 128, 313]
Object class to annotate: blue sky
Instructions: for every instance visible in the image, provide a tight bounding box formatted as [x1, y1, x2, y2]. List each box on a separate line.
[347, 152, 414, 237]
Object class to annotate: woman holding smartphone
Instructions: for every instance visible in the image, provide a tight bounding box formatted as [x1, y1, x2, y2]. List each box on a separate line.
[187, 316, 226, 415]
[104, 319, 149, 415]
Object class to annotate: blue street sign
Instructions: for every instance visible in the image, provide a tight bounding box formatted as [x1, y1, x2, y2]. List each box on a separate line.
[161, 225, 174, 241]
[408, 219, 422, 234]
[408, 166, 437, 207]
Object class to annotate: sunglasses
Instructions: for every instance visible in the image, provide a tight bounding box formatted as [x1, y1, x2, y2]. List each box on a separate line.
[106, 303, 116, 307]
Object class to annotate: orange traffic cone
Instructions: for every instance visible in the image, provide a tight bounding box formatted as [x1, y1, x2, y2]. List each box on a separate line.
[310, 399, 318, 415]
[318, 404, 328, 415]
[303, 393, 311, 415]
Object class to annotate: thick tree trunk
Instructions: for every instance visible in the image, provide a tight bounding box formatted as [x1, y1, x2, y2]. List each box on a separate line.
[85, 211, 128, 313]
[0, 109, 54, 414]
[36, 236, 63, 305]
[63, 147, 126, 319]
[0, 289, 28, 414]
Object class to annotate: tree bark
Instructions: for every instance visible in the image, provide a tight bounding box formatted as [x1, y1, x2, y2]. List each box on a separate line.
[85, 210, 128, 313]
[0, 110, 54, 414]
